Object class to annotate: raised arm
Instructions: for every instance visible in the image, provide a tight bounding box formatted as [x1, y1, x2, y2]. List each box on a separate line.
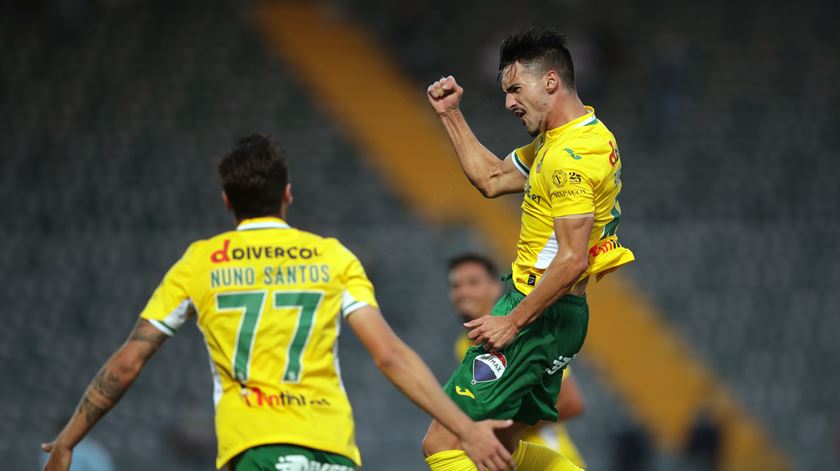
[427, 76, 526, 198]
[41, 319, 168, 471]
[346, 306, 514, 471]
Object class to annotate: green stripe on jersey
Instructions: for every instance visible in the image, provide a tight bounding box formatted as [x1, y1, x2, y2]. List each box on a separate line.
[149, 319, 176, 336]
[513, 151, 530, 175]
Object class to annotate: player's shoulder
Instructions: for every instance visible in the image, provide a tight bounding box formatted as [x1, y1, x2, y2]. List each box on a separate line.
[174, 230, 236, 266]
[563, 124, 614, 154]
[543, 124, 615, 170]
[291, 230, 359, 261]
[577, 116, 617, 154]
[286, 226, 331, 245]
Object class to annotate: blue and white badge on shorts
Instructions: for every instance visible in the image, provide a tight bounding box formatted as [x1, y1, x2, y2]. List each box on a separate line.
[472, 352, 507, 384]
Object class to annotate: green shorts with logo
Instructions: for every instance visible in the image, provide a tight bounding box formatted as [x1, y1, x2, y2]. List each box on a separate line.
[443, 274, 589, 425]
[229, 444, 356, 471]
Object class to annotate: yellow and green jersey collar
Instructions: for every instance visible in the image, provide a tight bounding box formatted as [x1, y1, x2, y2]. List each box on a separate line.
[544, 106, 598, 141]
[236, 217, 290, 231]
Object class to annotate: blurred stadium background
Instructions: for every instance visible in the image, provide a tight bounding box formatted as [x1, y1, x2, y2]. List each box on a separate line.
[2, 0, 838, 469]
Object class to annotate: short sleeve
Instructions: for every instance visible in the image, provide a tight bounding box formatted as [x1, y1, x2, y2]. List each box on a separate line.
[509, 136, 541, 177]
[541, 148, 596, 218]
[338, 245, 379, 318]
[139, 246, 197, 336]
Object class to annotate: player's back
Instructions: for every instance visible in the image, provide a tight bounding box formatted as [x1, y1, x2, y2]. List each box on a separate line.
[140, 216, 375, 467]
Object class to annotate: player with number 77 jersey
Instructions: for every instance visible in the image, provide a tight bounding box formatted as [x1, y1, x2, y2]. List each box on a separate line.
[143, 215, 378, 467]
[40, 135, 514, 471]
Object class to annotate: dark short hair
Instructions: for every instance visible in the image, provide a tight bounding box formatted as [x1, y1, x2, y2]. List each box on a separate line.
[447, 253, 499, 278]
[218, 134, 289, 219]
[498, 28, 575, 89]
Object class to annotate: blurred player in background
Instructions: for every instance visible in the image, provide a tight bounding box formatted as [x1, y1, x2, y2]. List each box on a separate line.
[446, 254, 586, 469]
[41, 134, 514, 471]
[423, 28, 635, 470]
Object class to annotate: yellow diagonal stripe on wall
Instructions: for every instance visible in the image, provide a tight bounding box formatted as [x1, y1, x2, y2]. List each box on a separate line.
[254, 3, 789, 469]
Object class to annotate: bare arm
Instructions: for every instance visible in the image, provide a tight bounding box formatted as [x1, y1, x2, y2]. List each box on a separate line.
[467, 216, 593, 351]
[41, 319, 168, 471]
[346, 306, 514, 471]
[427, 76, 526, 198]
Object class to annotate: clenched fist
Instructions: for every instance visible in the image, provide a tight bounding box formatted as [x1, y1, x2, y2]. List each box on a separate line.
[427, 75, 464, 116]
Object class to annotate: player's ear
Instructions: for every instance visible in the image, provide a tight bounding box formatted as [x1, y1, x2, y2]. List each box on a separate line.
[221, 191, 232, 211]
[284, 183, 293, 206]
[544, 71, 559, 94]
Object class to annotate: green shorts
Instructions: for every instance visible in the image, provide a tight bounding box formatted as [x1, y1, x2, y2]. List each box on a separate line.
[229, 444, 356, 471]
[443, 274, 589, 425]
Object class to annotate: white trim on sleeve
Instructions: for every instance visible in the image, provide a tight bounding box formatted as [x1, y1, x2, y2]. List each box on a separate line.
[340, 290, 369, 318]
[147, 319, 176, 337]
[146, 299, 195, 336]
[510, 150, 530, 177]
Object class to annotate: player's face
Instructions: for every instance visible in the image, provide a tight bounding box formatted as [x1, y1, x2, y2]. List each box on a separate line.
[448, 262, 501, 322]
[501, 62, 550, 137]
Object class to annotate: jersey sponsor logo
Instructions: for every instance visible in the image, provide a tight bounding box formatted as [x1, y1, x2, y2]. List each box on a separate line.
[455, 386, 475, 400]
[211, 239, 322, 264]
[524, 180, 543, 204]
[589, 239, 621, 258]
[471, 352, 507, 384]
[551, 188, 587, 198]
[608, 141, 619, 167]
[552, 170, 568, 187]
[241, 386, 331, 409]
[553, 170, 583, 188]
[275, 455, 353, 471]
[545, 354, 575, 375]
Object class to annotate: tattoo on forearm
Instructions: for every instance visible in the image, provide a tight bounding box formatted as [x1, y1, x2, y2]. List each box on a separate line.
[66, 320, 167, 436]
[91, 368, 125, 402]
[77, 396, 107, 425]
[128, 321, 167, 358]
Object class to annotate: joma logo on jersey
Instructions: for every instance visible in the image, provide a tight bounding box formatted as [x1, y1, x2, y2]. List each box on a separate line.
[472, 353, 507, 384]
[545, 354, 575, 375]
[211, 240, 322, 263]
[454, 386, 475, 400]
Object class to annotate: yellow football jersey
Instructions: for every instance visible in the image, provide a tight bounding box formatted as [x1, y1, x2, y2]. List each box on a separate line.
[139, 217, 377, 468]
[509, 106, 635, 295]
[454, 334, 586, 468]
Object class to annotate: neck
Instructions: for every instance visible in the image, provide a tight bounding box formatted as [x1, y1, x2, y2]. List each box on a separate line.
[234, 208, 286, 226]
[543, 91, 586, 132]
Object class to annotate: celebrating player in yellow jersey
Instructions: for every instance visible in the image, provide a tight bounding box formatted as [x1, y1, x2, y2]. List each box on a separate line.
[423, 29, 635, 470]
[446, 254, 587, 469]
[41, 135, 515, 471]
